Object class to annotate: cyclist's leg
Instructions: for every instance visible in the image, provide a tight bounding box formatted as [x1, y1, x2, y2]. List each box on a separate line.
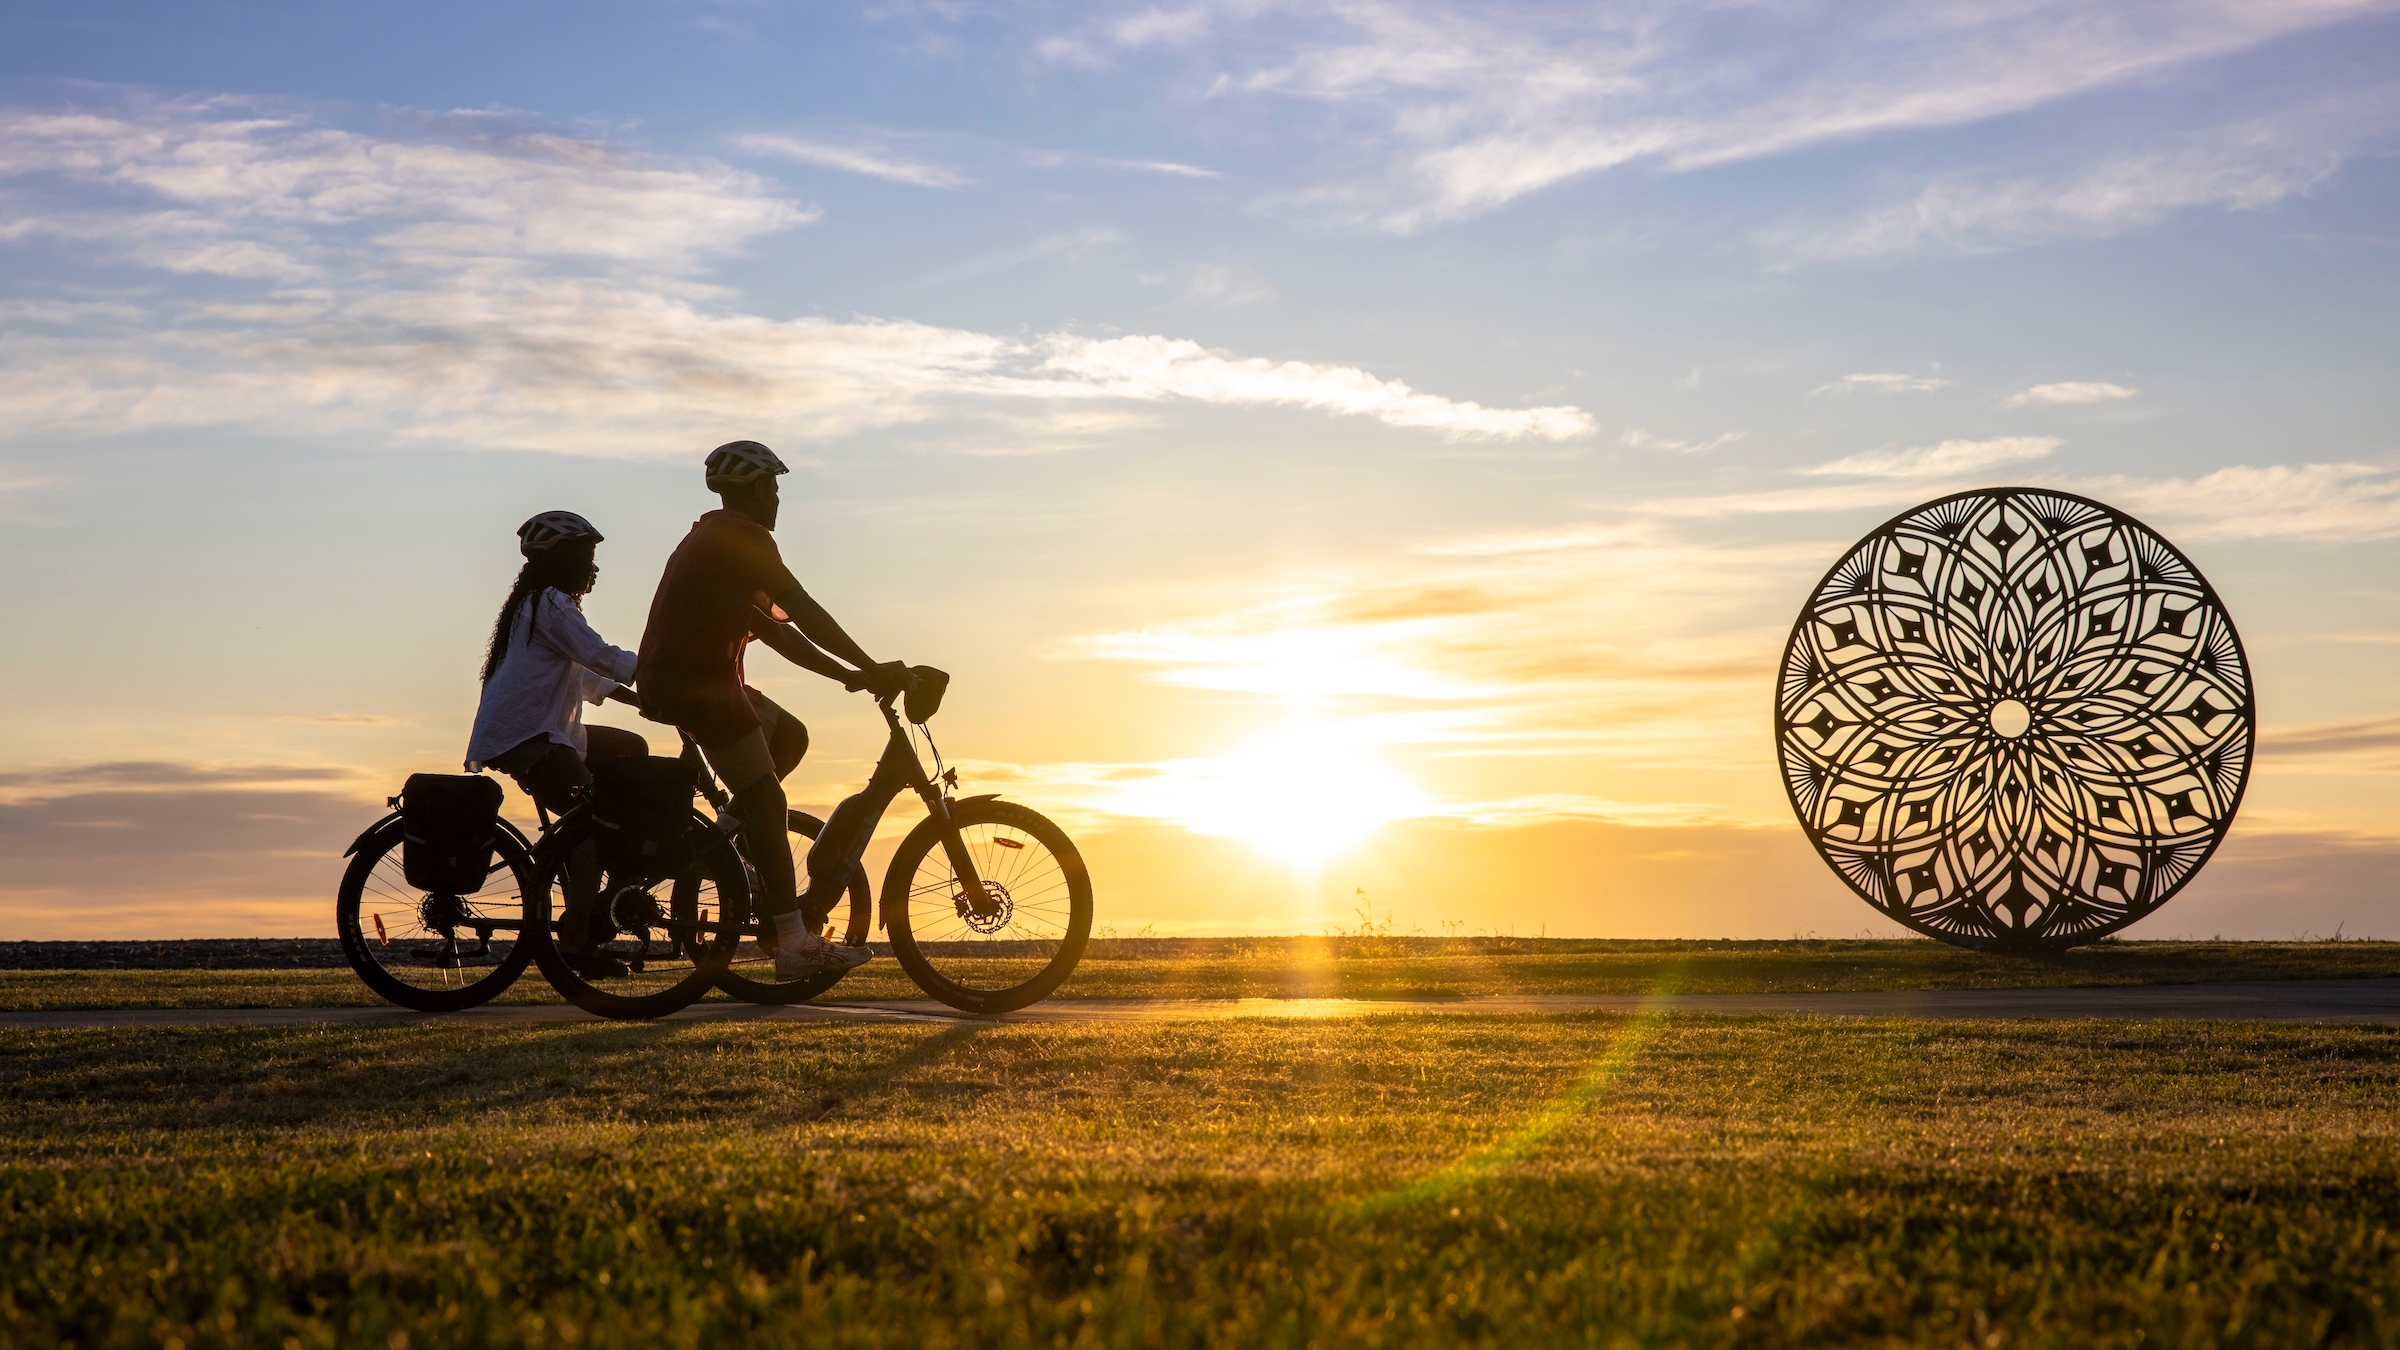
[569, 729, 650, 949]
[698, 729, 795, 917]
[745, 686, 809, 782]
[512, 740, 605, 952]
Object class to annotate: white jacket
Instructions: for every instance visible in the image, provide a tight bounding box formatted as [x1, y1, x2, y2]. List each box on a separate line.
[464, 588, 639, 771]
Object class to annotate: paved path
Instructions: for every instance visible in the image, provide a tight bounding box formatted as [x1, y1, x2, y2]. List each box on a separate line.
[6, 979, 2400, 1030]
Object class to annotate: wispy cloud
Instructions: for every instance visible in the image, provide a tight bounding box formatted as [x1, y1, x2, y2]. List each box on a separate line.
[2094, 462, 2400, 542]
[1648, 450, 2400, 544]
[0, 766, 385, 936]
[2006, 381, 2139, 407]
[1798, 436, 2061, 479]
[2260, 714, 2400, 770]
[1177, 262, 1278, 308]
[1019, 146, 1225, 178]
[1808, 372, 1950, 397]
[925, 226, 1131, 282]
[0, 760, 361, 798]
[735, 133, 968, 187]
[1038, 335, 1594, 442]
[1034, 1, 2399, 232]
[1112, 158, 1220, 179]
[1649, 436, 2063, 516]
[0, 98, 1589, 453]
[1775, 89, 2396, 259]
[1621, 427, 1744, 454]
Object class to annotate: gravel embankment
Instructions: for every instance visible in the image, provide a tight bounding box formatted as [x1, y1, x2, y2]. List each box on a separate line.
[0, 940, 348, 969]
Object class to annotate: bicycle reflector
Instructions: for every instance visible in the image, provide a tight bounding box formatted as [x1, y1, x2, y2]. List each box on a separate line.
[905, 666, 950, 723]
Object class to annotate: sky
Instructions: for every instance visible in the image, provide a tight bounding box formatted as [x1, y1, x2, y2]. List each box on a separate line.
[3, 0, 2398, 941]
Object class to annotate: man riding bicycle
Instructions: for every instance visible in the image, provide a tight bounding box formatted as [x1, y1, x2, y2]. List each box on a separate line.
[635, 440, 910, 979]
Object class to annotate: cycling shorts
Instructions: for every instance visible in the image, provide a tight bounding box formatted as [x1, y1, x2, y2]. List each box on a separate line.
[699, 729, 776, 795]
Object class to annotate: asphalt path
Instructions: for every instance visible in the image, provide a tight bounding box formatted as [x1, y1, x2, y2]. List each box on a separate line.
[6, 979, 2400, 1031]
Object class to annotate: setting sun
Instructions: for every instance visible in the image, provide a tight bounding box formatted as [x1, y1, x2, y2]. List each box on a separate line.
[1149, 723, 1430, 871]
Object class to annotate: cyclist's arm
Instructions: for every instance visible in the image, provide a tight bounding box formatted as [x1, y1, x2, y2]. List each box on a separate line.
[768, 585, 881, 674]
[747, 606, 859, 685]
[602, 684, 640, 709]
[533, 590, 639, 684]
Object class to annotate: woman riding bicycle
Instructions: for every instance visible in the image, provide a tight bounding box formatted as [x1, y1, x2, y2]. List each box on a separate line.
[464, 510, 646, 974]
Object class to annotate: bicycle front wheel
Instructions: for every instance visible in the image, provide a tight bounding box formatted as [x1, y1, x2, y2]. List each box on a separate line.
[885, 798, 1092, 1013]
[526, 809, 749, 1020]
[336, 817, 536, 1012]
[713, 809, 875, 1006]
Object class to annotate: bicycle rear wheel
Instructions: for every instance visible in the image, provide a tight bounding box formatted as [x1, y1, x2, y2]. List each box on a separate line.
[526, 809, 749, 1020]
[713, 809, 875, 1005]
[336, 817, 536, 1012]
[884, 798, 1092, 1013]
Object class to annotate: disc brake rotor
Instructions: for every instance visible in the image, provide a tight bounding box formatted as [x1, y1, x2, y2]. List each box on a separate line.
[954, 879, 1015, 935]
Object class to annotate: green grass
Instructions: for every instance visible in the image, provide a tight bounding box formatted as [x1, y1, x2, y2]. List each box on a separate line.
[5, 938, 2399, 1011]
[5, 1009, 2400, 1347]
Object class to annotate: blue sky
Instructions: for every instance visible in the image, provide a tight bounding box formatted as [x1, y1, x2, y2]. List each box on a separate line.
[4, 1, 2398, 939]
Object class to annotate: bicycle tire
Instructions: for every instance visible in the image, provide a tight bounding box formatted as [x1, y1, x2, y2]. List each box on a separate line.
[526, 808, 749, 1020]
[712, 809, 876, 1005]
[884, 798, 1092, 1013]
[336, 816, 538, 1012]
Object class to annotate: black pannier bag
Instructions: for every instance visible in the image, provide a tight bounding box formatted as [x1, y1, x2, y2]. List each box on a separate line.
[399, 773, 506, 894]
[590, 756, 699, 879]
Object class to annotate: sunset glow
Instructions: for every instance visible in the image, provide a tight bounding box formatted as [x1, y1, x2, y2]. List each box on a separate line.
[1, 4, 2396, 940]
[1179, 725, 1432, 871]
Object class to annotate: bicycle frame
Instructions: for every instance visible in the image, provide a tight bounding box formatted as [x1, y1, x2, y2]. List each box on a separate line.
[794, 692, 996, 929]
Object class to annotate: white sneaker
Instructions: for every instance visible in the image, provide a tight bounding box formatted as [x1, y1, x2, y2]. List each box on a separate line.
[772, 928, 872, 981]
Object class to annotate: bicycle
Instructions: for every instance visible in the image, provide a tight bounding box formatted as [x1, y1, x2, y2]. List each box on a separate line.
[333, 772, 868, 1015]
[526, 676, 1094, 1019]
[333, 797, 541, 1013]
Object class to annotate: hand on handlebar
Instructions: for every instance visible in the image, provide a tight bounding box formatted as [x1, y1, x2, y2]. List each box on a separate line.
[842, 660, 912, 699]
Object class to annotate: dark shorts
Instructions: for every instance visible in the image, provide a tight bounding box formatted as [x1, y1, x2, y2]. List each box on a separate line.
[486, 733, 557, 776]
[641, 683, 759, 748]
[502, 725, 650, 816]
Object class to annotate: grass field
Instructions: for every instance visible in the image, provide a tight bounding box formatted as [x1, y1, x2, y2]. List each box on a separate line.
[6, 936, 2400, 1011]
[6, 1003, 2400, 1347]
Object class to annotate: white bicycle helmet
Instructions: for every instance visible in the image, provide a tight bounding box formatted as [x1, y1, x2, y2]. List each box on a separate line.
[703, 440, 789, 492]
[517, 510, 603, 556]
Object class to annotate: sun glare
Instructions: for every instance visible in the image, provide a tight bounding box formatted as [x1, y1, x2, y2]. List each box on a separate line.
[1163, 723, 1429, 870]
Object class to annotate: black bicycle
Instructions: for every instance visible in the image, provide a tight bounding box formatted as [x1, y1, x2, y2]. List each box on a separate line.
[334, 795, 540, 1013]
[525, 675, 1093, 1019]
[730, 677, 1094, 1014]
[333, 773, 866, 1015]
[339, 674, 1089, 1019]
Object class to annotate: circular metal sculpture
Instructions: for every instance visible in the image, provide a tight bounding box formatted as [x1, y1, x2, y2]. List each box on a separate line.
[1775, 487, 2253, 950]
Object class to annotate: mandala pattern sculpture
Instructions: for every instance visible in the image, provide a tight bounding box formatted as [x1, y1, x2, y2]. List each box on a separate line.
[1776, 488, 2253, 950]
